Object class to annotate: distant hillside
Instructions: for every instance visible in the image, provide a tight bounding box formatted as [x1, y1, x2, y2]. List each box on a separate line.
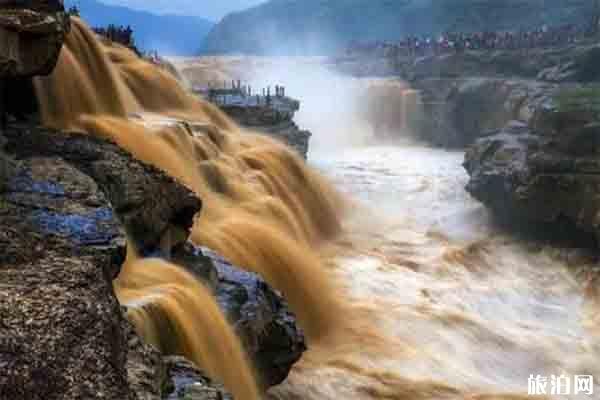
[66, 0, 214, 55]
[203, 0, 591, 55]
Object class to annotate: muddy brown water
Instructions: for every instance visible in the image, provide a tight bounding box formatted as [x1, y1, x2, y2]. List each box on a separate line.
[33, 19, 600, 399]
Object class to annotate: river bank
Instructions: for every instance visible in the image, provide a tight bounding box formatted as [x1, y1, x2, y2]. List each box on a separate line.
[334, 39, 600, 252]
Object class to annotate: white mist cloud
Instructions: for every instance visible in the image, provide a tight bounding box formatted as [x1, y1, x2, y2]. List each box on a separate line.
[241, 57, 375, 155]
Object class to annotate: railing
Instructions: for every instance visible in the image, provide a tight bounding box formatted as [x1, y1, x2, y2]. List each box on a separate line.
[196, 80, 290, 108]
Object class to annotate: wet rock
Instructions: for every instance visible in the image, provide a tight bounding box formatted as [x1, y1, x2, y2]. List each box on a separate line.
[464, 87, 600, 245]
[0, 122, 196, 399]
[2, 123, 202, 255]
[252, 120, 311, 158]
[0, 121, 305, 398]
[414, 77, 558, 148]
[201, 92, 311, 158]
[0, 146, 132, 399]
[338, 42, 600, 148]
[172, 243, 306, 387]
[0, 1, 70, 78]
[126, 320, 166, 400]
[0, 139, 15, 191]
[163, 356, 231, 400]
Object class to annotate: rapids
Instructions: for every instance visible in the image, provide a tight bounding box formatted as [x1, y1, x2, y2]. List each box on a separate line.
[267, 145, 600, 399]
[34, 18, 345, 399]
[179, 56, 600, 399]
[32, 17, 600, 400]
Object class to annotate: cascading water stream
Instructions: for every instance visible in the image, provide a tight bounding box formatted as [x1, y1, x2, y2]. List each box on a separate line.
[34, 18, 347, 398]
[116, 257, 261, 400]
[177, 56, 600, 399]
[33, 17, 600, 400]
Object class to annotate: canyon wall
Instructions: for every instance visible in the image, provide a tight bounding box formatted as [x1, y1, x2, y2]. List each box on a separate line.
[0, 4, 307, 399]
[338, 39, 600, 246]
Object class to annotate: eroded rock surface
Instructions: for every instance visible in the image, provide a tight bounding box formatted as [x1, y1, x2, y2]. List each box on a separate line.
[0, 1, 69, 78]
[0, 139, 133, 399]
[0, 122, 305, 399]
[464, 87, 600, 245]
[337, 41, 600, 148]
[416, 78, 558, 147]
[163, 356, 231, 400]
[227, 107, 311, 159]
[198, 90, 311, 158]
[2, 124, 202, 255]
[0, 122, 203, 399]
[172, 244, 306, 388]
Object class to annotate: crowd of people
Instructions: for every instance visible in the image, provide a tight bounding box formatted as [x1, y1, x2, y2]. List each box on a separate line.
[345, 23, 594, 58]
[93, 25, 135, 48]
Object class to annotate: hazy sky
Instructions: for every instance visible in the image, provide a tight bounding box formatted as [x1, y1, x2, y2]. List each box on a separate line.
[99, 0, 267, 21]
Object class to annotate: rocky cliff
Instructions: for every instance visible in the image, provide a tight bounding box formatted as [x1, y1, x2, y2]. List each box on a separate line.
[0, 123, 305, 399]
[0, 3, 305, 399]
[0, 1, 70, 77]
[216, 97, 311, 158]
[196, 87, 312, 158]
[338, 29, 600, 247]
[343, 41, 600, 147]
[410, 46, 600, 246]
[463, 88, 600, 245]
[371, 37, 600, 246]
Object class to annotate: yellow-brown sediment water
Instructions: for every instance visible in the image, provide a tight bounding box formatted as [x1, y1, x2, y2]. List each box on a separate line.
[34, 18, 346, 398]
[177, 57, 600, 398]
[114, 257, 260, 400]
[34, 18, 600, 400]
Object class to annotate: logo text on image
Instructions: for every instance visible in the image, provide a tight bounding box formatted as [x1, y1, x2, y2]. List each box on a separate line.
[528, 375, 594, 396]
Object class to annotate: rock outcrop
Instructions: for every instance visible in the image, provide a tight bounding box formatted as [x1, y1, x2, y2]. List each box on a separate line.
[337, 41, 600, 83]
[3, 125, 202, 255]
[0, 1, 70, 129]
[0, 1, 70, 78]
[0, 122, 305, 399]
[401, 42, 600, 84]
[0, 129, 135, 399]
[338, 41, 600, 148]
[200, 90, 311, 158]
[464, 87, 600, 245]
[415, 78, 559, 147]
[173, 245, 305, 387]
[400, 43, 600, 147]
[163, 356, 230, 400]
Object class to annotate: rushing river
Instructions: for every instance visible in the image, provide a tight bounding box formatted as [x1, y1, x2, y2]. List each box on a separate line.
[173, 55, 600, 399]
[267, 143, 600, 399]
[101, 51, 600, 399]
